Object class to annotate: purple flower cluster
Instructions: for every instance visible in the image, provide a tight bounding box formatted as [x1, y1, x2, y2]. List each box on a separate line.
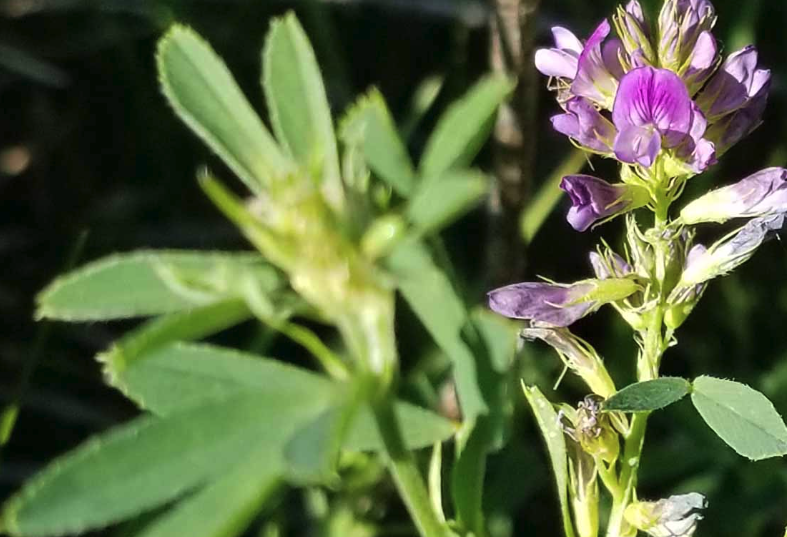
[537, 0, 771, 232]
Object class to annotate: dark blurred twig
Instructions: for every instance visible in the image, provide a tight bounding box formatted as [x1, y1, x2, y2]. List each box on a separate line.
[485, 0, 540, 288]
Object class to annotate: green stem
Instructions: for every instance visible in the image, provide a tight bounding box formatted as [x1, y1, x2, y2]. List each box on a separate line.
[371, 394, 450, 537]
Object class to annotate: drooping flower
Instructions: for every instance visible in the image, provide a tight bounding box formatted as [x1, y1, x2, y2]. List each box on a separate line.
[681, 167, 787, 224]
[658, 0, 717, 71]
[551, 97, 617, 154]
[560, 175, 649, 231]
[612, 67, 698, 167]
[488, 278, 639, 327]
[695, 46, 771, 121]
[677, 213, 786, 287]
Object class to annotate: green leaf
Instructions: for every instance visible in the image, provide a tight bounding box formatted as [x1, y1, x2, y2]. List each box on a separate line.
[132, 445, 281, 537]
[419, 76, 514, 179]
[262, 13, 343, 211]
[522, 384, 575, 537]
[603, 378, 691, 413]
[387, 241, 487, 421]
[339, 89, 415, 197]
[36, 251, 278, 321]
[1, 391, 327, 537]
[157, 25, 290, 193]
[109, 343, 455, 449]
[691, 376, 787, 460]
[406, 171, 488, 235]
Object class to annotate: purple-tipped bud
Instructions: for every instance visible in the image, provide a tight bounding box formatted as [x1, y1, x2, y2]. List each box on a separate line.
[704, 73, 770, 155]
[560, 175, 649, 232]
[570, 20, 625, 109]
[658, 0, 717, 71]
[589, 250, 632, 279]
[612, 67, 695, 167]
[551, 97, 617, 154]
[681, 168, 787, 224]
[535, 26, 584, 79]
[614, 1, 655, 64]
[677, 213, 786, 287]
[665, 244, 708, 328]
[696, 46, 770, 121]
[488, 278, 640, 327]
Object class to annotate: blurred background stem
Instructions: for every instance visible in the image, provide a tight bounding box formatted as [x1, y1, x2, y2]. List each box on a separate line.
[485, 0, 540, 288]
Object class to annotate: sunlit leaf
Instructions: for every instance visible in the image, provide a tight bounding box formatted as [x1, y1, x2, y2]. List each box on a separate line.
[603, 378, 691, 413]
[262, 13, 343, 210]
[36, 251, 278, 321]
[157, 25, 290, 193]
[419, 76, 514, 179]
[691, 376, 787, 460]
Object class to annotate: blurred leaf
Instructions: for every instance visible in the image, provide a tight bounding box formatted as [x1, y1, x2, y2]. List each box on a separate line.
[522, 384, 575, 537]
[0, 44, 70, 88]
[157, 25, 290, 194]
[406, 171, 488, 235]
[36, 251, 278, 321]
[106, 343, 455, 449]
[339, 89, 415, 197]
[262, 13, 343, 210]
[1, 391, 325, 537]
[387, 240, 488, 421]
[468, 307, 517, 374]
[520, 149, 586, 243]
[603, 378, 691, 413]
[691, 376, 787, 460]
[130, 445, 281, 537]
[419, 76, 514, 179]
[400, 75, 444, 139]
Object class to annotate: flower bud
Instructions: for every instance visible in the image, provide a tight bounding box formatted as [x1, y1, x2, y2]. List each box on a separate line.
[665, 244, 707, 329]
[613, 1, 655, 65]
[560, 175, 650, 232]
[361, 214, 408, 260]
[589, 250, 632, 280]
[568, 441, 600, 537]
[658, 0, 717, 72]
[625, 493, 707, 537]
[681, 167, 787, 224]
[520, 326, 616, 397]
[626, 214, 655, 278]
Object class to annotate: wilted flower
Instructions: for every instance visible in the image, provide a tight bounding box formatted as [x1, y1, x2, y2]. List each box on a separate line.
[676, 213, 785, 288]
[625, 493, 707, 537]
[552, 98, 617, 154]
[520, 326, 616, 397]
[612, 67, 704, 168]
[488, 278, 640, 327]
[681, 167, 787, 224]
[560, 175, 649, 231]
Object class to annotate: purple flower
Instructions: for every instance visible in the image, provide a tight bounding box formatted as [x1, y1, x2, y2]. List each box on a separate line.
[571, 20, 625, 108]
[681, 168, 787, 224]
[488, 282, 597, 327]
[704, 73, 770, 155]
[551, 97, 617, 153]
[674, 103, 717, 173]
[681, 31, 719, 95]
[678, 213, 786, 286]
[535, 27, 584, 79]
[560, 175, 649, 232]
[658, 0, 717, 71]
[589, 250, 632, 279]
[612, 67, 695, 167]
[696, 46, 771, 121]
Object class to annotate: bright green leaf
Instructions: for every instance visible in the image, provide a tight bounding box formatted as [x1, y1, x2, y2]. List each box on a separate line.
[1, 391, 326, 537]
[419, 76, 514, 179]
[387, 241, 487, 421]
[522, 384, 575, 537]
[339, 89, 415, 197]
[36, 251, 278, 321]
[691, 376, 787, 460]
[133, 445, 281, 537]
[406, 171, 488, 235]
[157, 25, 290, 193]
[603, 378, 691, 413]
[262, 13, 343, 211]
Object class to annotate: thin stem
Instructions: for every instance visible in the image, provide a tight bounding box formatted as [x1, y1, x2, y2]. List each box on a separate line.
[371, 394, 450, 537]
